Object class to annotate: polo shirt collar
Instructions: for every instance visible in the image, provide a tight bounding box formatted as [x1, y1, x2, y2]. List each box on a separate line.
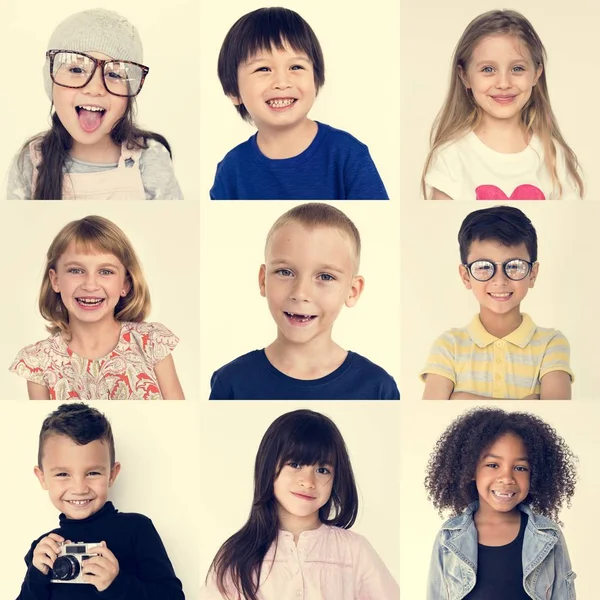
[466, 313, 536, 349]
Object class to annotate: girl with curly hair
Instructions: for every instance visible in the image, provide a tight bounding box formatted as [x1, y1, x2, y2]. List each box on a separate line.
[425, 407, 577, 599]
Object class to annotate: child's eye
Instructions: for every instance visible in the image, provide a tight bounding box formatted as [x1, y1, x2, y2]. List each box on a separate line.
[99, 269, 114, 276]
[515, 465, 529, 472]
[287, 461, 301, 469]
[254, 66, 270, 73]
[55, 472, 69, 477]
[318, 273, 335, 281]
[87, 471, 102, 476]
[481, 66, 495, 74]
[316, 466, 331, 475]
[512, 65, 525, 72]
[68, 268, 84, 275]
[485, 463, 498, 469]
[275, 268, 293, 277]
[291, 65, 304, 70]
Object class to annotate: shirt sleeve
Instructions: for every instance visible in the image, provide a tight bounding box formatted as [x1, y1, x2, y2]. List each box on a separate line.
[344, 146, 389, 199]
[209, 368, 234, 400]
[138, 322, 179, 368]
[9, 343, 47, 386]
[550, 526, 576, 600]
[210, 160, 231, 200]
[539, 331, 573, 381]
[420, 332, 457, 384]
[424, 143, 466, 200]
[16, 538, 52, 600]
[139, 140, 184, 200]
[355, 536, 400, 600]
[426, 533, 447, 600]
[5, 147, 34, 200]
[97, 517, 184, 600]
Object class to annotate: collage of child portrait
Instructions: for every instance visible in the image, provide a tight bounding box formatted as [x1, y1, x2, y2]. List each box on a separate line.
[0, 0, 597, 598]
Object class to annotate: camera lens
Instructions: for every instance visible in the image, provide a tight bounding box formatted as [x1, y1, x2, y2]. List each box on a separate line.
[51, 555, 81, 580]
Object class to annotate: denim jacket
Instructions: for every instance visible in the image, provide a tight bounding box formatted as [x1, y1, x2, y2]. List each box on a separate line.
[427, 502, 576, 600]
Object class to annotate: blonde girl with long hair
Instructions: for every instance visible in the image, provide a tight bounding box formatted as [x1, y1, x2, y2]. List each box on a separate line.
[421, 10, 583, 201]
[9, 216, 184, 400]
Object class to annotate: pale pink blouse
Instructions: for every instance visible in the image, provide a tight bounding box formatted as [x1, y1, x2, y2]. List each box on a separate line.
[201, 524, 399, 600]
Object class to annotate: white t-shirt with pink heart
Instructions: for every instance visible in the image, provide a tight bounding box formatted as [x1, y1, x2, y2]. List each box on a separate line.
[424, 131, 582, 200]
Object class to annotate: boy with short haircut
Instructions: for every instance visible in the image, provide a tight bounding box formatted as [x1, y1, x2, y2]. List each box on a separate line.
[210, 7, 388, 200]
[18, 403, 184, 599]
[421, 205, 572, 400]
[210, 202, 399, 399]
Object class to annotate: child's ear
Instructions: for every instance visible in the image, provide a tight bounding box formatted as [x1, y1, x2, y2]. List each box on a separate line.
[228, 94, 243, 106]
[121, 277, 131, 298]
[258, 264, 267, 297]
[458, 65, 471, 89]
[33, 465, 49, 490]
[108, 462, 121, 487]
[345, 275, 365, 308]
[529, 262, 539, 288]
[459, 264, 472, 289]
[49, 269, 60, 293]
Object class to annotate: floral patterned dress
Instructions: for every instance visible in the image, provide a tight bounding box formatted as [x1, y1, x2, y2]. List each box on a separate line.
[9, 321, 179, 400]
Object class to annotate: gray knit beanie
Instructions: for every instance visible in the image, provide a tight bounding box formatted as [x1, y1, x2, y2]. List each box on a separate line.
[44, 8, 143, 101]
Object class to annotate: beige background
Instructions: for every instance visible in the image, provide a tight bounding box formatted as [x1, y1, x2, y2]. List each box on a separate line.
[400, 0, 599, 201]
[199, 0, 400, 200]
[0, 0, 201, 200]
[0, 202, 200, 400]
[400, 401, 597, 599]
[199, 200, 401, 399]
[197, 401, 400, 588]
[400, 202, 600, 400]
[0, 401, 201, 599]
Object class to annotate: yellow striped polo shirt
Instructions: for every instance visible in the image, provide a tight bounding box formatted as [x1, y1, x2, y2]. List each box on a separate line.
[420, 313, 573, 399]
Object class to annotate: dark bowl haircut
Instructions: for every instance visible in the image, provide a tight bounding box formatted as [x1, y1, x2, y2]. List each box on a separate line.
[218, 7, 325, 122]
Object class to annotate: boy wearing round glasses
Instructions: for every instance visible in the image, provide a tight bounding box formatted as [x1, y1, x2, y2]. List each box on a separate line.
[421, 206, 572, 400]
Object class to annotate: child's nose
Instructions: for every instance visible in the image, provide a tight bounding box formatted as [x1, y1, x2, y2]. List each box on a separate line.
[290, 276, 311, 301]
[299, 468, 316, 487]
[82, 273, 100, 289]
[272, 70, 292, 90]
[495, 70, 511, 89]
[71, 477, 90, 493]
[83, 65, 106, 95]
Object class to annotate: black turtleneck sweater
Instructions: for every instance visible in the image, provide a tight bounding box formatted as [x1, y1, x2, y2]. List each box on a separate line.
[17, 502, 185, 600]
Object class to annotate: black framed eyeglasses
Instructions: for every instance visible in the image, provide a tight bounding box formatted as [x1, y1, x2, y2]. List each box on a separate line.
[46, 50, 149, 97]
[464, 258, 534, 282]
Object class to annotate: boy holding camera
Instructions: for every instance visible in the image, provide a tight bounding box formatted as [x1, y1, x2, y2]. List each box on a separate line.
[17, 403, 184, 599]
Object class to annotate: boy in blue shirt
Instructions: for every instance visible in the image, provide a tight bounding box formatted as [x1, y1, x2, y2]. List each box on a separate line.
[18, 403, 184, 599]
[210, 202, 399, 399]
[210, 7, 388, 200]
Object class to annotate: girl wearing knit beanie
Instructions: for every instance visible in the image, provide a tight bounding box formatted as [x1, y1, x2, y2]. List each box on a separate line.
[6, 8, 183, 200]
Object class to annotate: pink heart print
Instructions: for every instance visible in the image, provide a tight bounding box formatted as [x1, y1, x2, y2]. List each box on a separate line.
[476, 184, 546, 200]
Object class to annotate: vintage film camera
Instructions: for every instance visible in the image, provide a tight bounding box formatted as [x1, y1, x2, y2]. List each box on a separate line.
[50, 542, 100, 584]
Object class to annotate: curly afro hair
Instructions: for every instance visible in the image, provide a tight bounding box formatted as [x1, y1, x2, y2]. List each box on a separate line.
[425, 407, 577, 523]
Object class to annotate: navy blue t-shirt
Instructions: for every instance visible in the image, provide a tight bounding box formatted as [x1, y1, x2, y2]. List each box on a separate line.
[210, 122, 389, 200]
[209, 349, 400, 400]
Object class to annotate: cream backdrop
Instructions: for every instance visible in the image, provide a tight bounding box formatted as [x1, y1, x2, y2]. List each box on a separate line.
[0, 401, 201, 599]
[0, 202, 200, 400]
[197, 401, 400, 590]
[400, 401, 598, 599]
[0, 0, 200, 200]
[199, 0, 400, 200]
[199, 200, 401, 399]
[400, 202, 600, 400]
[400, 0, 599, 201]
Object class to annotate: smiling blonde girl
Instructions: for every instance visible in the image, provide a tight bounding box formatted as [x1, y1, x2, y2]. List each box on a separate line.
[9, 215, 184, 400]
[421, 10, 583, 200]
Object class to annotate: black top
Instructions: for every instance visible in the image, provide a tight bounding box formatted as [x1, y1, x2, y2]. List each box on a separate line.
[465, 512, 530, 600]
[17, 502, 184, 599]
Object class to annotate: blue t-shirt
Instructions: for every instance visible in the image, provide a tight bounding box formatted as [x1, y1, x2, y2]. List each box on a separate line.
[209, 349, 400, 400]
[210, 122, 389, 200]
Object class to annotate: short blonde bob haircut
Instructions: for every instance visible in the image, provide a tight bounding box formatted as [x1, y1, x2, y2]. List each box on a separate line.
[40, 215, 151, 337]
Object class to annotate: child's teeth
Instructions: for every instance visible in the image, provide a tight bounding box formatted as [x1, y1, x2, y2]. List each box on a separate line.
[268, 99, 294, 107]
[79, 105, 104, 112]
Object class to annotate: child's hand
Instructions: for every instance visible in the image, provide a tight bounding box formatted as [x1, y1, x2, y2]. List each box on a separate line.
[32, 533, 66, 575]
[83, 541, 120, 592]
